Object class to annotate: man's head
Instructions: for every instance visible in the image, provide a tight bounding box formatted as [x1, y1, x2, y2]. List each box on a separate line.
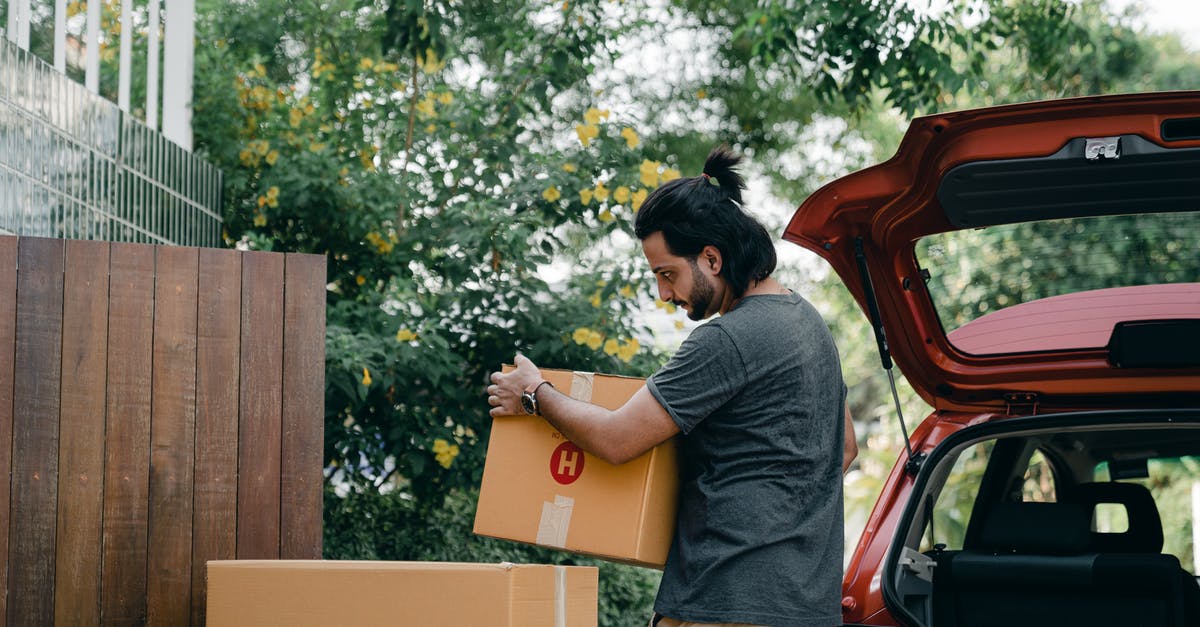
[634, 145, 776, 319]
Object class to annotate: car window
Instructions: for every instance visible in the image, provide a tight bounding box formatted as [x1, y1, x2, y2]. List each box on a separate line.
[914, 210, 1200, 355]
[1094, 456, 1200, 575]
[1021, 450, 1057, 502]
[919, 440, 993, 552]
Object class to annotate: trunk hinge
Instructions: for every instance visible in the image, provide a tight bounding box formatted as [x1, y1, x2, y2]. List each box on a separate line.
[854, 237, 924, 475]
[1005, 392, 1039, 416]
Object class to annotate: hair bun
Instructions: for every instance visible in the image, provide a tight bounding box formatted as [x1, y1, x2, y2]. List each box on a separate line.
[701, 144, 746, 205]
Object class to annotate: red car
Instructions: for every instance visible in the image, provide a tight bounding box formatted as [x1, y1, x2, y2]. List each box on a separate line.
[786, 92, 1200, 626]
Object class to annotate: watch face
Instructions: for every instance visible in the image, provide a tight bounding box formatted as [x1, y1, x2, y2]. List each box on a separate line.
[520, 392, 536, 415]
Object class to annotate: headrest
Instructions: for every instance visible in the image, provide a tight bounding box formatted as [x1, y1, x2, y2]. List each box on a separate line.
[1066, 481, 1164, 553]
[978, 501, 1091, 555]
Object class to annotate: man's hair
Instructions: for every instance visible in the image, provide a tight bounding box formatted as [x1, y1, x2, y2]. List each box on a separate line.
[633, 145, 777, 298]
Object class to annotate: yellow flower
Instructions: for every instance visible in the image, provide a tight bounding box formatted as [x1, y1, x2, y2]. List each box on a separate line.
[613, 186, 631, 204]
[661, 167, 681, 182]
[265, 150, 279, 166]
[603, 338, 620, 356]
[289, 108, 304, 128]
[254, 62, 266, 76]
[253, 140, 270, 156]
[415, 93, 438, 118]
[620, 127, 639, 148]
[632, 188, 648, 211]
[575, 123, 599, 146]
[238, 148, 255, 166]
[696, 88, 707, 99]
[361, 367, 372, 386]
[542, 186, 562, 202]
[572, 327, 592, 345]
[583, 107, 610, 125]
[310, 141, 327, 152]
[266, 186, 279, 199]
[598, 209, 614, 223]
[438, 92, 454, 105]
[586, 330, 603, 350]
[252, 212, 267, 227]
[257, 196, 268, 208]
[396, 328, 418, 342]
[432, 438, 460, 468]
[418, 48, 445, 73]
[674, 320, 685, 330]
[355, 275, 366, 286]
[593, 182, 609, 201]
[359, 57, 374, 70]
[619, 285, 634, 298]
[589, 291, 602, 308]
[366, 231, 394, 254]
[639, 159, 660, 188]
[617, 339, 640, 363]
[426, 123, 436, 133]
[562, 163, 577, 173]
[579, 189, 594, 205]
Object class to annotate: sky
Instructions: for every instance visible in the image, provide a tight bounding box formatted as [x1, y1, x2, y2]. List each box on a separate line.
[1109, 0, 1200, 50]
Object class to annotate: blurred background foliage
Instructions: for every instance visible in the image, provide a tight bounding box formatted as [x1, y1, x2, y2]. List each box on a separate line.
[161, 0, 1200, 623]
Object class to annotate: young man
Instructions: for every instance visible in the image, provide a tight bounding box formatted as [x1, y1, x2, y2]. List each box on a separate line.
[487, 146, 853, 627]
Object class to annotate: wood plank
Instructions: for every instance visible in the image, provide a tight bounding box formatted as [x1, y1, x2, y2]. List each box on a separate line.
[54, 240, 110, 626]
[101, 242, 156, 626]
[280, 253, 327, 559]
[0, 236, 18, 627]
[7, 236, 65, 626]
[190, 248, 241, 626]
[146, 246, 198, 627]
[237, 251, 285, 559]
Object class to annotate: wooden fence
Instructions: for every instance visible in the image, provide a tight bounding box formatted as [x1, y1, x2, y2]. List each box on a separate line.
[0, 235, 327, 625]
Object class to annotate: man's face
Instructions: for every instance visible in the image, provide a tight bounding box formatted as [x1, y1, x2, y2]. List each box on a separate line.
[641, 231, 720, 321]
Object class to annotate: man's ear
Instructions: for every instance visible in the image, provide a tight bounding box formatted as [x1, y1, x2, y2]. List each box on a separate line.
[701, 245, 722, 275]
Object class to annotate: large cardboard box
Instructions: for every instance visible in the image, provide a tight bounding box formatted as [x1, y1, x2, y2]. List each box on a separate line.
[206, 560, 598, 626]
[474, 368, 678, 568]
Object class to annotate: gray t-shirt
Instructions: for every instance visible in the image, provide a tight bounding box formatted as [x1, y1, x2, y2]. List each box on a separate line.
[647, 292, 845, 627]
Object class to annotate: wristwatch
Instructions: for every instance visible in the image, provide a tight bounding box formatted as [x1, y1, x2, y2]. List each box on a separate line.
[520, 380, 554, 415]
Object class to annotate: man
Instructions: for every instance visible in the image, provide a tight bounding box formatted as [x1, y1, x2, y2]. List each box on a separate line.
[487, 146, 853, 627]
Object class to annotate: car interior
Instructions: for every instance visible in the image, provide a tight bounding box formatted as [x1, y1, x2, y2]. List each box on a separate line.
[886, 412, 1200, 627]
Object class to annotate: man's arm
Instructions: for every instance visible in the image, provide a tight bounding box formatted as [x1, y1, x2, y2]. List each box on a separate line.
[487, 354, 680, 465]
[843, 405, 858, 473]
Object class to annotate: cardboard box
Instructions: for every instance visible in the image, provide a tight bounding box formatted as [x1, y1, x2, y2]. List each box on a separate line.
[474, 368, 678, 568]
[206, 560, 598, 627]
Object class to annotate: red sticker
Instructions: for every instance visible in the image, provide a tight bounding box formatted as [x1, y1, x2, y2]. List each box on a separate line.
[550, 441, 585, 485]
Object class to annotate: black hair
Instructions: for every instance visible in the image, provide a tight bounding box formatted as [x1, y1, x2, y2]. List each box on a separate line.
[633, 145, 777, 299]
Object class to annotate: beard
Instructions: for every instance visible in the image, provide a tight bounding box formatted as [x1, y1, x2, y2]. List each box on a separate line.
[682, 257, 716, 321]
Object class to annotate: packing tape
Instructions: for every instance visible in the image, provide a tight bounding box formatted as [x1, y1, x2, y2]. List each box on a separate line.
[536, 494, 574, 548]
[554, 565, 567, 627]
[569, 371, 594, 402]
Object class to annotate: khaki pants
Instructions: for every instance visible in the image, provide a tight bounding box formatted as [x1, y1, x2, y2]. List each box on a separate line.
[652, 617, 767, 627]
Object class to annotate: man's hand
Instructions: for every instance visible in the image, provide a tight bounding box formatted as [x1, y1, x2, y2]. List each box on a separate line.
[486, 353, 543, 418]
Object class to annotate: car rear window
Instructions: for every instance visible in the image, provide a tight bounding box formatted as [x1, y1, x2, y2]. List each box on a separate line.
[914, 210, 1200, 355]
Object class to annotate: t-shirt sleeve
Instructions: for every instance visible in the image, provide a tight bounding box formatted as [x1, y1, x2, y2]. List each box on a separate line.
[647, 322, 747, 434]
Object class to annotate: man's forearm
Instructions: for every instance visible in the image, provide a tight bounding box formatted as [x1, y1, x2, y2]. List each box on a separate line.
[534, 386, 628, 464]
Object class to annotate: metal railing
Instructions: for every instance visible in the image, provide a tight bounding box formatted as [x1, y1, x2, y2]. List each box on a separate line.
[0, 38, 222, 247]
